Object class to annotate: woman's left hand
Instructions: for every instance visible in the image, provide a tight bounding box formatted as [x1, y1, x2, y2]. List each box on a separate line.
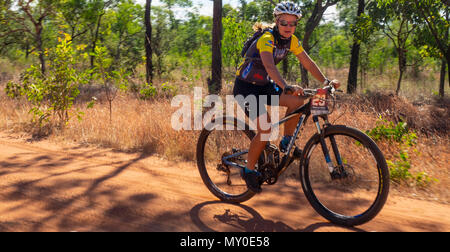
[330, 79, 341, 89]
[284, 85, 304, 96]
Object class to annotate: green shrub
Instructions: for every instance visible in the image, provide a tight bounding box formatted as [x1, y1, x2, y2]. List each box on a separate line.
[367, 117, 437, 187]
[139, 82, 157, 100]
[91, 45, 130, 123]
[5, 33, 89, 128]
[387, 149, 413, 183]
[161, 81, 178, 97]
[366, 116, 417, 146]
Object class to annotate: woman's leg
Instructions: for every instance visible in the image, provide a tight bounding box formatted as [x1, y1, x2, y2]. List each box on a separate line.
[279, 93, 304, 136]
[246, 112, 271, 171]
[242, 112, 272, 193]
[246, 93, 303, 169]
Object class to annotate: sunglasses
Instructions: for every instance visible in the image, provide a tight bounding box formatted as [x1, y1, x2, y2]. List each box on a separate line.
[278, 20, 298, 27]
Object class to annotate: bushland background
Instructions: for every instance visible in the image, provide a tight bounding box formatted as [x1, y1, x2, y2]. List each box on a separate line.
[0, 0, 448, 203]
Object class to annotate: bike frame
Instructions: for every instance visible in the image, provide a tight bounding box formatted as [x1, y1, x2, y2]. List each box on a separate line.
[222, 99, 344, 178]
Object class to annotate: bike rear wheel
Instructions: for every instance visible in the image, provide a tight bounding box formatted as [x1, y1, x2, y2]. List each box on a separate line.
[300, 125, 389, 226]
[196, 116, 262, 203]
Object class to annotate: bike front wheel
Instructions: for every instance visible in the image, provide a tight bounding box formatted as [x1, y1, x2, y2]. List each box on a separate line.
[300, 125, 390, 226]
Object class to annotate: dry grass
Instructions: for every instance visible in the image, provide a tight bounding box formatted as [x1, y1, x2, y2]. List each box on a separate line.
[63, 94, 199, 161]
[320, 67, 444, 101]
[329, 104, 449, 202]
[0, 95, 33, 134]
[330, 92, 449, 202]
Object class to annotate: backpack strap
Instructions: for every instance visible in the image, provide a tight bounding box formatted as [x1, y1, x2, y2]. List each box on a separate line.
[242, 28, 275, 61]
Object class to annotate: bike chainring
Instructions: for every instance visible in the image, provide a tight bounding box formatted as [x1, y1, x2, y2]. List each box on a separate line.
[259, 163, 278, 185]
[259, 144, 281, 185]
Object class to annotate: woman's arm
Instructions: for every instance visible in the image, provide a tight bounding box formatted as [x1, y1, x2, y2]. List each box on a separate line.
[296, 51, 327, 83]
[260, 51, 288, 90]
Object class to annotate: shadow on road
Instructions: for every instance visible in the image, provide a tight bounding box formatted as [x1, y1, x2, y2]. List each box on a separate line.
[0, 148, 157, 231]
[190, 201, 366, 232]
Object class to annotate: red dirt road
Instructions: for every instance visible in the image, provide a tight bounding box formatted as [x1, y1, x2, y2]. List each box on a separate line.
[0, 133, 448, 232]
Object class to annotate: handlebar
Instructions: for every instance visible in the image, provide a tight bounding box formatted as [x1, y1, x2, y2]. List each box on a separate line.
[300, 83, 343, 99]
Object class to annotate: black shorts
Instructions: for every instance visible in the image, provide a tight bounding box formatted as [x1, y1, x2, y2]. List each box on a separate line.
[233, 78, 283, 121]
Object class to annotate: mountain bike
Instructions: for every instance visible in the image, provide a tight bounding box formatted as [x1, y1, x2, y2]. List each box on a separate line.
[196, 84, 390, 227]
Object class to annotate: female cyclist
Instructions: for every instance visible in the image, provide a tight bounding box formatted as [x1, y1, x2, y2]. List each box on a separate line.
[234, 1, 341, 193]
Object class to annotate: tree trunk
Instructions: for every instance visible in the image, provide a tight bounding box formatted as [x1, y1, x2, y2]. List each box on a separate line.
[115, 33, 122, 63]
[396, 69, 404, 96]
[300, 65, 309, 87]
[347, 41, 360, 94]
[35, 24, 46, 75]
[209, 0, 222, 94]
[347, 0, 365, 94]
[396, 48, 407, 95]
[359, 55, 364, 89]
[439, 59, 446, 97]
[300, 20, 313, 87]
[90, 12, 104, 68]
[447, 7, 450, 90]
[300, 0, 338, 87]
[442, 8, 449, 96]
[145, 0, 154, 84]
[25, 42, 30, 59]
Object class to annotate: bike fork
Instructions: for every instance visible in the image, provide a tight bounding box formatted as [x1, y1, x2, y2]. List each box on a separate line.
[313, 116, 343, 173]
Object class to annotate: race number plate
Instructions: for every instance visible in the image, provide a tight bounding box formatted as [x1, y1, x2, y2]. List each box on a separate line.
[311, 88, 329, 116]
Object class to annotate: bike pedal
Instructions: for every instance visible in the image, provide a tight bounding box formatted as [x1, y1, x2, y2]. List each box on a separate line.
[293, 147, 303, 159]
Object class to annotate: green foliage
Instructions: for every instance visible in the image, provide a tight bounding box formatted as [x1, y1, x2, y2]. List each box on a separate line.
[387, 149, 437, 187]
[6, 33, 89, 128]
[139, 82, 157, 100]
[91, 44, 130, 122]
[386, 149, 413, 183]
[5, 80, 23, 99]
[0, 0, 448, 97]
[138, 81, 178, 100]
[318, 34, 351, 69]
[414, 171, 438, 188]
[161, 81, 178, 97]
[91, 45, 113, 80]
[379, 0, 449, 63]
[169, 13, 212, 56]
[222, 16, 252, 70]
[106, 0, 144, 71]
[91, 45, 130, 91]
[177, 44, 211, 87]
[366, 116, 417, 146]
[411, 0, 449, 61]
[367, 117, 437, 187]
[351, 13, 378, 44]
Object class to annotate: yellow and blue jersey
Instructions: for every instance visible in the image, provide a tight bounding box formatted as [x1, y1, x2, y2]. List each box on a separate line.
[236, 30, 304, 85]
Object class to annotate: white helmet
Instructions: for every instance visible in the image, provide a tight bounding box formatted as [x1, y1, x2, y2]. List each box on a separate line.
[273, 1, 302, 19]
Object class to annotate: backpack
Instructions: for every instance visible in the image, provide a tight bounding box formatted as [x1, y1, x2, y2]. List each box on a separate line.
[240, 28, 273, 58]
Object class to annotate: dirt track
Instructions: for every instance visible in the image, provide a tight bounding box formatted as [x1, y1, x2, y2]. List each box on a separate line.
[0, 132, 448, 232]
